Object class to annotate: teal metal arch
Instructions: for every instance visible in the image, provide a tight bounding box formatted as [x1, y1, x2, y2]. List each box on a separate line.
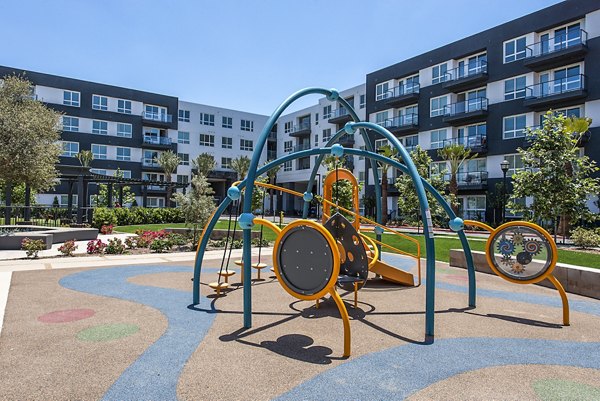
[193, 145, 476, 338]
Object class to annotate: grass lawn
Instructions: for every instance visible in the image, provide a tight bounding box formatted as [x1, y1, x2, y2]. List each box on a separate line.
[364, 232, 600, 269]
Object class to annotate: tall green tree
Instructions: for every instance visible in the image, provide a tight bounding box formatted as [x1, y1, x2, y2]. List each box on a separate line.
[508, 112, 599, 234]
[76, 150, 94, 168]
[172, 173, 216, 243]
[0, 74, 62, 210]
[231, 155, 251, 180]
[192, 153, 216, 177]
[96, 169, 136, 207]
[155, 151, 181, 207]
[320, 155, 357, 217]
[438, 144, 477, 214]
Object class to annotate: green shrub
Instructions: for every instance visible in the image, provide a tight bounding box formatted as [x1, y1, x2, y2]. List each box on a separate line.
[92, 207, 185, 228]
[58, 240, 78, 256]
[168, 233, 188, 250]
[105, 238, 127, 254]
[21, 238, 46, 258]
[149, 238, 171, 253]
[124, 236, 138, 249]
[571, 227, 600, 249]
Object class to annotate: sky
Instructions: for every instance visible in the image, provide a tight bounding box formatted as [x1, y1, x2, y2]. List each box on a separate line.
[1, 0, 563, 115]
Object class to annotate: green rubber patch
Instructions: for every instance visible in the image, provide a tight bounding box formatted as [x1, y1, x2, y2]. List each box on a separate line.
[533, 379, 600, 401]
[77, 323, 139, 342]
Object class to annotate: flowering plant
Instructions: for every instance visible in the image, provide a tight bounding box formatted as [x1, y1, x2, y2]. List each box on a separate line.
[87, 239, 106, 254]
[58, 240, 78, 257]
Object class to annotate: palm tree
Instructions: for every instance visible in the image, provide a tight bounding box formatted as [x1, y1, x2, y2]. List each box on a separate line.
[231, 156, 251, 180]
[192, 153, 216, 177]
[377, 144, 398, 225]
[76, 150, 94, 168]
[438, 144, 477, 214]
[155, 151, 181, 207]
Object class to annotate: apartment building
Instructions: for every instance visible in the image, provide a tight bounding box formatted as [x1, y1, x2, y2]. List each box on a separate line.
[365, 0, 600, 223]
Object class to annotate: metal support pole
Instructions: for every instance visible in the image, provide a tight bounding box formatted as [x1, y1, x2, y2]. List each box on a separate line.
[77, 175, 84, 224]
[24, 183, 31, 222]
[4, 181, 12, 225]
[107, 183, 114, 208]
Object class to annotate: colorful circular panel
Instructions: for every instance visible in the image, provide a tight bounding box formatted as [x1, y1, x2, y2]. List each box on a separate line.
[487, 223, 555, 284]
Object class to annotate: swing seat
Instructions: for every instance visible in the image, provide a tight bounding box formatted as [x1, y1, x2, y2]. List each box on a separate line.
[251, 262, 268, 280]
[208, 282, 230, 296]
[217, 270, 236, 283]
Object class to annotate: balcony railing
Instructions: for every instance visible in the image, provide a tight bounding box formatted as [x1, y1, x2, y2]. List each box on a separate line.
[441, 135, 487, 150]
[386, 83, 420, 98]
[378, 114, 419, 130]
[142, 111, 173, 123]
[292, 143, 311, 152]
[526, 29, 587, 58]
[142, 158, 160, 168]
[330, 108, 349, 119]
[147, 185, 165, 191]
[143, 135, 172, 145]
[525, 74, 586, 99]
[290, 121, 311, 134]
[339, 134, 355, 144]
[445, 171, 488, 186]
[444, 97, 488, 116]
[444, 60, 487, 81]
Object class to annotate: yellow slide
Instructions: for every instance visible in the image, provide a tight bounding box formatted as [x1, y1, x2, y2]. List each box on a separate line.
[368, 256, 415, 286]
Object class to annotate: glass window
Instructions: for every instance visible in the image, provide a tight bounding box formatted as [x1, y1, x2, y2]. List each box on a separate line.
[199, 134, 215, 147]
[505, 154, 524, 177]
[63, 90, 80, 107]
[62, 116, 79, 132]
[404, 135, 419, 150]
[92, 120, 108, 135]
[283, 160, 292, 172]
[178, 109, 190, 122]
[61, 141, 79, 157]
[178, 153, 189, 165]
[431, 161, 446, 176]
[359, 94, 366, 109]
[432, 63, 448, 84]
[121, 170, 132, 179]
[430, 96, 447, 117]
[284, 140, 293, 152]
[221, 157, 232, 169]
[116, 147, 131, 161]
[284, 121, 293, 133]
[222, 136, 232, 149]
[147, 197, 165, 208]
[322, 129, 331, 143]
[201, 113, 215, 126]
[463, 196, 486, 220]
[92, 95, 108, 111]
[222, 116, 233, 128]
[375, 82, 390, 101]
[177, 131, 190, 144]
[241, 119, 254, 132]
[117, 99, 132, 114]
[503, 115, 527, 139]
[504, 37, 527, 63]
[177, 175, 189, 185]
[430, 129, 447, 149]
[59, 194, 78, 206]
[240, 139, 253, 151]
[504, 76, 527, 100]
[323, 105, 331, 119]
[375, 111, 388, 124]
[117, 123, 132, 138]
[91, 144, 107, 160]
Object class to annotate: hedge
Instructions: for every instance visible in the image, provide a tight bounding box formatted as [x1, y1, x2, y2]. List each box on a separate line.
[92, 207, 185, 229]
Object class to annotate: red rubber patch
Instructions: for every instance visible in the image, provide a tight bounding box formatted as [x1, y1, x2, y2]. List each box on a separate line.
[38, 308, 95, 323]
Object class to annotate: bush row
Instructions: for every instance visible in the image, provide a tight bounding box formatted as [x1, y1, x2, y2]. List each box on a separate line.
[91, 207, 185, 229]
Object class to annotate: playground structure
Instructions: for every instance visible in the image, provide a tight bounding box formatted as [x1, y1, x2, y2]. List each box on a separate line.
[192, 87, 570, 357]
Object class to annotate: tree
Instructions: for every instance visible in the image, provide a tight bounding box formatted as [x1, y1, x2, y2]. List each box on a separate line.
[320, 155, 356, 217]
[508, 112, 599, 235]
[395, 146, 450, 226]
[0, 74, 62, 212]
[172, 174, 216, 243]
[231, 155, 251, 180]
[155, 151, 181, 207]
[76, 150, 94, 167]
[96, 169, 136, 207]
[438, 144, 477, 214]
[192, 153, 216, 177]
[376, 144, 398, 225]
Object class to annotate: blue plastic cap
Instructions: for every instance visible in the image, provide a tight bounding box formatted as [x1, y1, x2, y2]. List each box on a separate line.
[327, 89, 339, 101]
[227, 186, 241, 201]
[344, 122, 356, 135]
[331, 144, 344, 157]
[449, 217, 464, 232]
[238, 213, 255, 229]
[374, 226, 385, 235]
[303, 192, 314, 202]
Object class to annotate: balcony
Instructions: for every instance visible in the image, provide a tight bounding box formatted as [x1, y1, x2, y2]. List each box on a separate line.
[524, 29, 588, 71]
[268, 131, 277, 141]
[292, 143, 311, 153]
[442, 61, 488, 92]
[523, 75, 587, 109]
[328, 108, 352, 125]
[141, 111, 173, 127]
[142, 135, 175, 150]
[289, 121, 311, 137]
[267, 150, 277, 160]
[297, 158, 311, 170]
[441, 135, 487, 154]
[445, 171, 488, 190]
[384, 83, 420, 108]
[141, 158, 164, 171]
[146, 185, 166, 192]
[378, 114, 419, 135]
[443, 98, 488, 125]
[339, 134, 355, 146]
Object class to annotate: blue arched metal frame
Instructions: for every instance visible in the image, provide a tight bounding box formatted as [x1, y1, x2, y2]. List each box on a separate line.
[193, 145, 477, 338]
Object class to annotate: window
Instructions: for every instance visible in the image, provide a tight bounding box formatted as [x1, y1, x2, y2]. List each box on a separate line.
[177, 131, 190, 144]
[178, 109, 190, 122]
[430, 129, 448, 149]
[358, 171, 365, 183]
[121, 170, 132, 179]
[314, 134, 318, 144]
[405, 75, 420, 91]
[61, 141, 79, 157]
[375, 82, 390, 101]
[178, 153, 189, 165]
[117, 99, 132, 114]
[59, 194, 78, 206]
[147, 197, 165, 208]
[432, 63, 448, 84]
[177, 175, 189, 185]
[284, 140, 293, 152]
[360, 94, 366, 109]
[116, 147, 131, 161]
[545, 106, 581, 124]
[222, 116, 232, 128]
[375, 111, 388, 124]
[91, 144, 107, 160]
[92, 120, 108, 135]
[549, 23, 582, 52]
[241, 119, 254, 132]
[404, 135, 419, 150]
[62, 116, 79, 132]
[222, 136, 232, 149]
[323, 105, 332, 119]
[504, 76, 527, 100]
[315, 113, 319, 124]
[145, 104, 167, 121]
[463, 196, 486, 220]
[221, 157, 232, 169]
[322, 129, 331, 143]
[504, 37, 527, 63]
[284, 121, 293, 133]
[503, 115, 527, 139]
[92, 95, 108, 111]
[91, 169, 107, 176]
[199, 134, 215, 147]
[240, 139, 253, 151]
[117, 123, 132, 138]
[375, 138, 388, 151]
[283, 160, 292, 172]
[505, 154, 524, 177]
[458, 123, 486, 146]
[201, 113, 215, 126]
[358, 145, 365, 160]
[431, 161, 446, 176]
[430, 96, 447, 117]
[63, 90, 80, 107]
